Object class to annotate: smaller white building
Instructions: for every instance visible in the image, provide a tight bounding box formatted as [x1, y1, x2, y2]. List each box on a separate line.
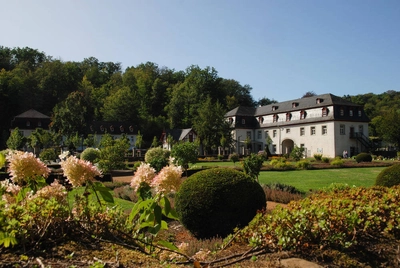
[225, 94, 371, 158]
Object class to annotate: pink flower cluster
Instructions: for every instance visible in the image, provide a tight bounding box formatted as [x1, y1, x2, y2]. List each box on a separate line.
[151, 164, 183, 194]
[0, 179, 21, 204]
[131, 162, 183, 195]
[130, 163, 156, 191]
[60, 156, 102, 187]
[31, 180, 67, 203]
[6, 151, 51, 185]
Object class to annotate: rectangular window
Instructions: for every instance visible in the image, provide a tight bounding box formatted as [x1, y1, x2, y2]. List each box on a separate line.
[265, 131, 269, 138]
[257, 130, 262, 139]
[311, 126, 316, 135]
[286, 128, 290, 134]
[340, 124, 345, 135]
[241, 119, 245, 124]
[349, 109, 353, 116]
[300, 143, 305, 148]
[273, 130, 277, 138]
[340, 108, 344, 116]
[300, 127, 305, 136]
[246, 131, 251, 139]
[358, 110, 362, 117]
[359, 125, 363, 134]
[322, 125, 327, 135]
[272, 144, 277, 153]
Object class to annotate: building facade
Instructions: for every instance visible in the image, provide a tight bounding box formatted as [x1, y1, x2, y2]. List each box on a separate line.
[10, 109, 51, 137]
[225, 93, 371, 158]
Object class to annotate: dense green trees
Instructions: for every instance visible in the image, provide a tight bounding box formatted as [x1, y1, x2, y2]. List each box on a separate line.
[1, 45, 400, 152]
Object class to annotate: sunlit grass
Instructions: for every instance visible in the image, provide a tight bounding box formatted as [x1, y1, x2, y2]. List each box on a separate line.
[258, 167, 386, 192]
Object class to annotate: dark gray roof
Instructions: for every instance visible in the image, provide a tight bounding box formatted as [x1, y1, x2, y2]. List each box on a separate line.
[225, 93, 361, 117]
[15, 109, 50, 119]
[225, 106, 256, 117]
[255, 93, 359, 116]
[165, 128, 195, 141]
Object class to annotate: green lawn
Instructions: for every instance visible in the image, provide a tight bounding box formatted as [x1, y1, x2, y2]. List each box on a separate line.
[68, 187, 134, 211]
[258, 167, 386, 192]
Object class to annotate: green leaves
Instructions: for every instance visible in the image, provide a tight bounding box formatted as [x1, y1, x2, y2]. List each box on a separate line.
[91, 181, 114, 204]
[0, 231, 18, 248]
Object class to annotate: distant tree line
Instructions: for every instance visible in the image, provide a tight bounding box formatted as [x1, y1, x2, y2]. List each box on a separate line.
[1, 46, 399, 151]
[0, 46, 275, 152]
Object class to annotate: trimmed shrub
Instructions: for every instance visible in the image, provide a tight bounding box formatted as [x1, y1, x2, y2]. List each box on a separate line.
[321, 157, 330, 163]
[375, 164, 400, 187]
[175, 168, 266, 239]
[330, 157, 344, 166]
[39, 148, 58, 162]
[355, 153, 373, 163]
[314, 154, 322, 161]
[145, 147, 170, 172]
[81, 147, 100, 163]
[295, 160, 311, 170]
[262, 182, 303, 195]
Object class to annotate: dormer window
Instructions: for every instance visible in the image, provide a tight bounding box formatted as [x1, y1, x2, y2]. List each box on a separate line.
[322, 107, 329, 117]
[38, 121, 42, 127]
[258, 116, 264, 124]
[340, 107, 344, 116]
[286, 113, 292, 121]
[300, 110, 307, 120]
[349, 109, 353, 116]
[316, 98, 323, 104]
[241, 119, 246, 124]
[358, 110, 362, 117]
[273, 114, 279, 123]
[26, 121, 30, 127]
[292, 102, 299, 108]
[272, 105, 278, 111]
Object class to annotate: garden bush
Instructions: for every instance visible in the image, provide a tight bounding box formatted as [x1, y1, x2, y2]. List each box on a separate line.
[313, 154, 322, 161]
[355, 152, 373, 163]
[375, 164, 400, 187]
[321, 157, 330, 163]
[144, 147, 170, 172]
[295, 160, 311, 169]
[175, 168, 266, 239]
[80, 147, 100, 163]
[330, 157, 344, 166]
[39, 148, 58, 162]
[228, 153, 239, 165]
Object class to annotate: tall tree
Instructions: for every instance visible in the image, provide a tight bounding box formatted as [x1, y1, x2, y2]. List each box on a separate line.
[374, 109, 400, 147]
[101, 86, 138, 122]
[6, 128, 25, 150]
[193, 97, 232, 155]
[50, 91, 89, 137]
[220, 79, 255, 109]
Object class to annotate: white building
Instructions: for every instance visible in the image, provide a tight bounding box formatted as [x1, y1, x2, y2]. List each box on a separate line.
[225, 93, 371, 158]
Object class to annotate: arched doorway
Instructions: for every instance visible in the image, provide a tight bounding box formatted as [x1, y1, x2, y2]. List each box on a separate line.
[281, 139, 294, 155]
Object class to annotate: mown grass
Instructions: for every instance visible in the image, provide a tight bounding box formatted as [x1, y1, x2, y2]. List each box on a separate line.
[258, 167, 386, 193]
[68, 186, 135, 211]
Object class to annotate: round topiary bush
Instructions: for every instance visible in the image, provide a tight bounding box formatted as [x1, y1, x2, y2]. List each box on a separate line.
[81, 147, 100, 163]
[355, 153, 373, 163]
[175, 168, 266, 239]
[144, 147, 170, 172]
[375, 164, 400, 187]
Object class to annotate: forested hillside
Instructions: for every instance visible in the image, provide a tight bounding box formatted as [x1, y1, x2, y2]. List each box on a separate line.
[1, 46, 399, 150]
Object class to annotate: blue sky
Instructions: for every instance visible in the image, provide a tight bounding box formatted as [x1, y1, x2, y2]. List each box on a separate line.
[2, 0, 399, 102]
